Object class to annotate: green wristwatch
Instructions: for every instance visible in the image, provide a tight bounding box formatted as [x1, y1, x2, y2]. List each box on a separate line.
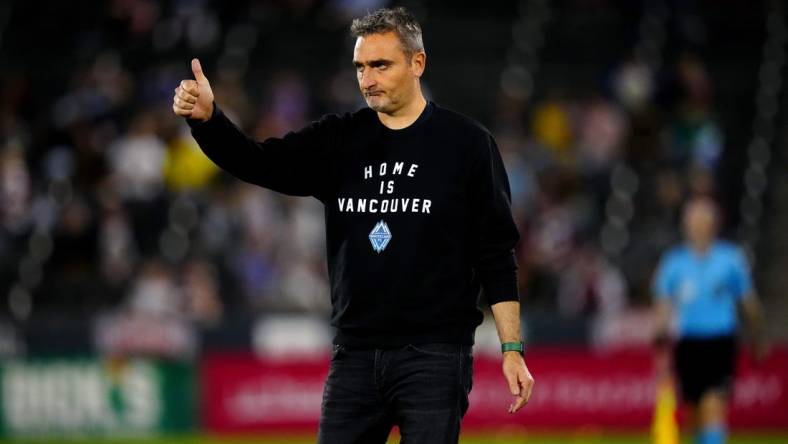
[501, 341, 525, 355]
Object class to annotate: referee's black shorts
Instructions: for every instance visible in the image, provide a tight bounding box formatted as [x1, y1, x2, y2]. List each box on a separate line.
[674, 335, 737, 404]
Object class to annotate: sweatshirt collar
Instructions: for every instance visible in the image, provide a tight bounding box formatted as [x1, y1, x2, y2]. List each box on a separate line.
[374, 101, 435, 137]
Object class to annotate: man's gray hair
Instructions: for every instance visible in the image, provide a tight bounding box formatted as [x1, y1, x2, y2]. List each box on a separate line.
[350, 7, 424, 58]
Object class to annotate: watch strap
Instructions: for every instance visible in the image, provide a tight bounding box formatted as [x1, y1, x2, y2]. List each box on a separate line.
[501, 341, 524, 355]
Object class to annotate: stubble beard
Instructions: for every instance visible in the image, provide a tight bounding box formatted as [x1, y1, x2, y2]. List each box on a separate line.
[365, 94, 393, 113]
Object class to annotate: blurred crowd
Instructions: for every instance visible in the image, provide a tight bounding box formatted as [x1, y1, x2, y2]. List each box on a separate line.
[0, 0, 756, 353]
[508, 51, 726, 318]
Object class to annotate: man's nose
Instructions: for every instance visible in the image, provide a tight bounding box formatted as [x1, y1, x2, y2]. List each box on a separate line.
[360, 70, 377, 89]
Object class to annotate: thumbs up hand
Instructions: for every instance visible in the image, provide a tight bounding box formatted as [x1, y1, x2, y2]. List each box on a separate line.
[173, 58, 215, 122]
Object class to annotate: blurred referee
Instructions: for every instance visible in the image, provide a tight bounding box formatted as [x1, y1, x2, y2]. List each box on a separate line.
[653, 197, 766, 444]
[172, 7, 534, 444]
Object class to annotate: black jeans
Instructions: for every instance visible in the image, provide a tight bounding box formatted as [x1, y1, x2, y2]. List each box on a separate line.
[317, 342, 473, 444]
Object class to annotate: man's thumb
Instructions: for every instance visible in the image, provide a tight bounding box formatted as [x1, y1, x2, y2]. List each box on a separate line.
[192, 58, 208, 83]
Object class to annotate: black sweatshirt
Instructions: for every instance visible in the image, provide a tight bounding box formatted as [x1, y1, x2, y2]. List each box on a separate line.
[188, 101, 520, 347]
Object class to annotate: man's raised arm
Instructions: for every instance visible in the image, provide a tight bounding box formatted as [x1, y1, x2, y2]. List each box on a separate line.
[172, 58, 338, 199]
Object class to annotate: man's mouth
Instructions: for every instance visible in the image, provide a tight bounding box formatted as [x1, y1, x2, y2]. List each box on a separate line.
[365, 91, 383, 97]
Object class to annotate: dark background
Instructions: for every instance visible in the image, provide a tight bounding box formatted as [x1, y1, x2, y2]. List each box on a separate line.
[0, 0, 784, 356]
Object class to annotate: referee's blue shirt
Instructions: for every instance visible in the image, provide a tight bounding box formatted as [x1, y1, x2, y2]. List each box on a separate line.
[653, 240, 753, 339]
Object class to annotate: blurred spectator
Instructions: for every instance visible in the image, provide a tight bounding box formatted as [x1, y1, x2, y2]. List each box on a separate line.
[43, 196, 99, 314]
[128, 259, 180, 318]
[107, 112, 166, 202]
[0, 143, 31, 234]
[98, 194, 137, 288]
[576, 96, 627, 177]
[253, 72, 311, 141]
[665, 54, 723, 171]
[162, 128, 219, 192]
[225, 184, 283, 311]
[557, 244, 627, 319]
[526, 186, 577, 274]
[530, 96, 574, 163]
[106, 112, 169, 255]
[95, 258, 196, 358]
[497, 134, 540, 221]
[234, 232, 280, 311]
[612, 55, 655, 113]
[278, 256, 331, 313]
[181, 258, 223, 326]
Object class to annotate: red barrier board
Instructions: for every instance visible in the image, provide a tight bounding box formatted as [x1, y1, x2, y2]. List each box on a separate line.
[201, 347, 788, 433]
[466, 347, 788, 429]
[201, 354, 328, 433]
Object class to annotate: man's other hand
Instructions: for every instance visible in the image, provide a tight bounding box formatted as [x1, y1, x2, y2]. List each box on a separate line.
[502, 352, 534, 413]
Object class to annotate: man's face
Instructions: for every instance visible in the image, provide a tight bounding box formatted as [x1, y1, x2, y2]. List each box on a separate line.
[353, 31, 423, 114]
[683, 200, 717, 246]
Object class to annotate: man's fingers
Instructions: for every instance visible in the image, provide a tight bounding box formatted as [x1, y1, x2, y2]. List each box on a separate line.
[521, 372, 535, 403]
[510, 395, 527, 413]
[172, 104, 192, 117]
[174, 88, 197, 104]
[180, 80, 200, 96]
[508, 369, 535, 413]
[174, 96, 195, 110]
[505, 372, 519, 396]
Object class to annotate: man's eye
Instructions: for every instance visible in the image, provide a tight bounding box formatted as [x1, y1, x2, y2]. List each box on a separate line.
[377, 64, 388, 70]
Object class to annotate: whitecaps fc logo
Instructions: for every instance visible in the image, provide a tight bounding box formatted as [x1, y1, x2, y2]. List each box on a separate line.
[369, 220, 392, 253]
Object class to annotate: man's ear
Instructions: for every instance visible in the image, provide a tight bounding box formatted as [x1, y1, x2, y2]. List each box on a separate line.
[411, 52, 426, 77]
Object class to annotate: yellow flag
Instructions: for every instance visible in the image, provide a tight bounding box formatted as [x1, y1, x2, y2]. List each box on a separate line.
[652, 377, 680, 444]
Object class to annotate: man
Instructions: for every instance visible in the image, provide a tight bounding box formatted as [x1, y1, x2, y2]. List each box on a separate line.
[173, 7, 534, 443]
[653, 197, 765, 444]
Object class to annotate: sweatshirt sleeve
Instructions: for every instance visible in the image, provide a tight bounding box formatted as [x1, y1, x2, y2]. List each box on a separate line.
[187, 103, 340, 201]
[468, 132, 521, 305]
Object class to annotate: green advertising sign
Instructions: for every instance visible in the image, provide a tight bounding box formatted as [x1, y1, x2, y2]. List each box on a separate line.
[0, 357, 195, 436]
